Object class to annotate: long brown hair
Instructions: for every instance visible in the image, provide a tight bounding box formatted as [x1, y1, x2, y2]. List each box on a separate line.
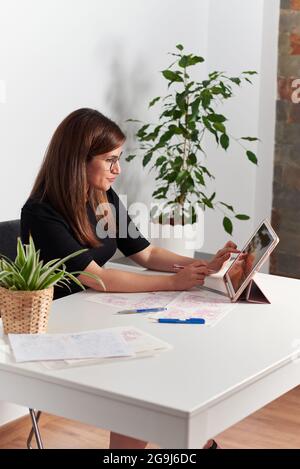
[30, 108, 126, 247]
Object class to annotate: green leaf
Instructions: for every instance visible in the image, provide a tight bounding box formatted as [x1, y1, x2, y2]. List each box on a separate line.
[203, 117, 219, 143]
[173, 156, 183, 168]
[191, 98, 200, 120]
[153, 187, 167, 197]
[202, 116, 214, 131]
[176, 170, 188, 184]
[149, 96, 161, 108]
[176, 44, 184, 51]
[213, 122, 226, 133]
[168, 124, 182, 135]
[223, 217, 233, 235]
[165, 172, 178, 183]
[203, 198, 214, 209]
[158, 129, 174, 146]
[126, 154, 136, 162]
[220, 133, 230, 150]
[246, 151, 258, 165]
[176, 92, 187, 112]
[201, 90, 212, 108]
[143, 124, 163, 142]
[220, 202, 234, 212]
[162, 70, 183, 83]
[235, 214, 250, 220]
[187, 153, 197, 165]
[40, 258, 61, 272]
[157, 162, 168, 179]
[155, 156, 167, 167]
[195, 170, 205, 186]
[143, 152, 153, 167]
[35, 249, 89, 289]
[71, 270, 106, 290]
[66, 273, 85, 290]
[242, 71, 258, 76]
[20, 240, 36, 284]
[137, 124, 150, 138]
[39, 271, 66, 290]
[179, 55, 204, 68]
[209, 71, 221, 80]
[207, 114, 227, 123]
[15, 237, 26, 269]
[241, 137, 259, 142]
[0, 271, 14, 284]
[211, 86, 223, 95]
[230, 77, 241, 85]
[28, 261, 44, 290]
[189, 56, 205, 65]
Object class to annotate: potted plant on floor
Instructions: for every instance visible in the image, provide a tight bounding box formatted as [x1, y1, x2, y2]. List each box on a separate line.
[126, 44, 258, 256]
[0, 236, 105, 334]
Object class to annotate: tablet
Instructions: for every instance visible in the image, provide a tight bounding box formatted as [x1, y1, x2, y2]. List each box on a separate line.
[224, 219, 279, 302]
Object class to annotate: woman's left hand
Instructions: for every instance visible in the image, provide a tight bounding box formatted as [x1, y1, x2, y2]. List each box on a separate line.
[207, 241, 240, 273]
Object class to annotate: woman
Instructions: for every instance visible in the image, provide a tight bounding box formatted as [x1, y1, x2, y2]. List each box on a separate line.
[21, 108, 238, 449]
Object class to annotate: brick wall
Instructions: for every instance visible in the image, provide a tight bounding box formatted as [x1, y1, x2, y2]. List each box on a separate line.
[271, 0, 300, 278]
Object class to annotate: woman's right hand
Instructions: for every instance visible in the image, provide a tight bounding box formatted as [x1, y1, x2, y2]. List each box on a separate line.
[171, 262, 211, 291]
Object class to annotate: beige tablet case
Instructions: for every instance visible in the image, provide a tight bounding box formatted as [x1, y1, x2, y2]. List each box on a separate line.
[234, 278, 270, 304]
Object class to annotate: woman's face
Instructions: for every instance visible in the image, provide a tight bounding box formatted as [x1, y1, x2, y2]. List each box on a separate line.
[86, 146, 122, 191]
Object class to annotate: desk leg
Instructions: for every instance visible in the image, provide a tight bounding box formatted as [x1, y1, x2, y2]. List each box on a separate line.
[27, 410, 44, 449]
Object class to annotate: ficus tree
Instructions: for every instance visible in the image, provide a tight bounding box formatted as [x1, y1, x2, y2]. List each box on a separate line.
[126, 44, 258, 235]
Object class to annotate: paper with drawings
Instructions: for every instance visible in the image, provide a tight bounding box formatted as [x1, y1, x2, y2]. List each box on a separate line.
[150, 289, 237, 326]
[8, 329, 134, 363]
[84, 287, 235, 326]
[42, 327, 172, 369]
[65, 326, 172, 363]
[84, 290, 177, 309]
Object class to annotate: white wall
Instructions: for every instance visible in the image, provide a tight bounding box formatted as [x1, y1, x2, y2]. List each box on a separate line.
[254, 0, 280, 231]
[0, 0, 210, 222]
[201, 0, 279, 256]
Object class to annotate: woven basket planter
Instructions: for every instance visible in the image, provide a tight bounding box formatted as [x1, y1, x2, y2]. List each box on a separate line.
[0, 286, 54, 334]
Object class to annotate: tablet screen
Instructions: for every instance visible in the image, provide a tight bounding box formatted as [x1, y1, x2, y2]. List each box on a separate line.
[226, 222, 275, 293]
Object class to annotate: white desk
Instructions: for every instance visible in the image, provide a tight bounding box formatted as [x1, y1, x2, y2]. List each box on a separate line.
[1, 272, 300, 448]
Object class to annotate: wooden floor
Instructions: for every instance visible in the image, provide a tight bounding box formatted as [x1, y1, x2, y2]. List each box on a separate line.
[1, 387, 300, 449]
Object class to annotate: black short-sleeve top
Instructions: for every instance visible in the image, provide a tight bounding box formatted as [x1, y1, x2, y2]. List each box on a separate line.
[21, 188, 150, 299]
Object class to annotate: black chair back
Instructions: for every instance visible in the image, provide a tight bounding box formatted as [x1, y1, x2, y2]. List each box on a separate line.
[0, 220, 20, 261]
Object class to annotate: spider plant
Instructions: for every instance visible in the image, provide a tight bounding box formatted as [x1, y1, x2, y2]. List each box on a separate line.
[0, 236, 105, 292]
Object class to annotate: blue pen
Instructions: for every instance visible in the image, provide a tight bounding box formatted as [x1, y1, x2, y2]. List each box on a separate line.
[158, 318, 205, 324]
[117, 307, 168, 315]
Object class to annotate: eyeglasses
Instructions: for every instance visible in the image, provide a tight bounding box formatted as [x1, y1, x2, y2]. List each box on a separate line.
[104, 153, 122, 172]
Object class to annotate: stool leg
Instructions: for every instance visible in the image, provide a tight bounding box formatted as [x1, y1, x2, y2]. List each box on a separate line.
[27, 409, 43, 449]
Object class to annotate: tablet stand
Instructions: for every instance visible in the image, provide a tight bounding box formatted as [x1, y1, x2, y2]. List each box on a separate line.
[237, 279, 270, 304]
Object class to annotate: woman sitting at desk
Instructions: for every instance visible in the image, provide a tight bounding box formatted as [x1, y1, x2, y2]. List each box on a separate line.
[21, 108, 238, 449]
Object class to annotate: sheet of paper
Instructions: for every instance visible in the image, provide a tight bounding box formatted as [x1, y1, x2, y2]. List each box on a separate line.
[43, 327, 172, 369]
[150, 289, 237, 326]
[84, 290, 177, 310]
[8, 329, 134, 363]
[84, 284, 235, 327]
[107, 326, 172, 354]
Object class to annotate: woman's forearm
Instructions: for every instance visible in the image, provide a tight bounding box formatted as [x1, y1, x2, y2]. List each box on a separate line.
[143, 246, 196, 272]
[101, 269, 174, 292]
[78, 261, 175, 293]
